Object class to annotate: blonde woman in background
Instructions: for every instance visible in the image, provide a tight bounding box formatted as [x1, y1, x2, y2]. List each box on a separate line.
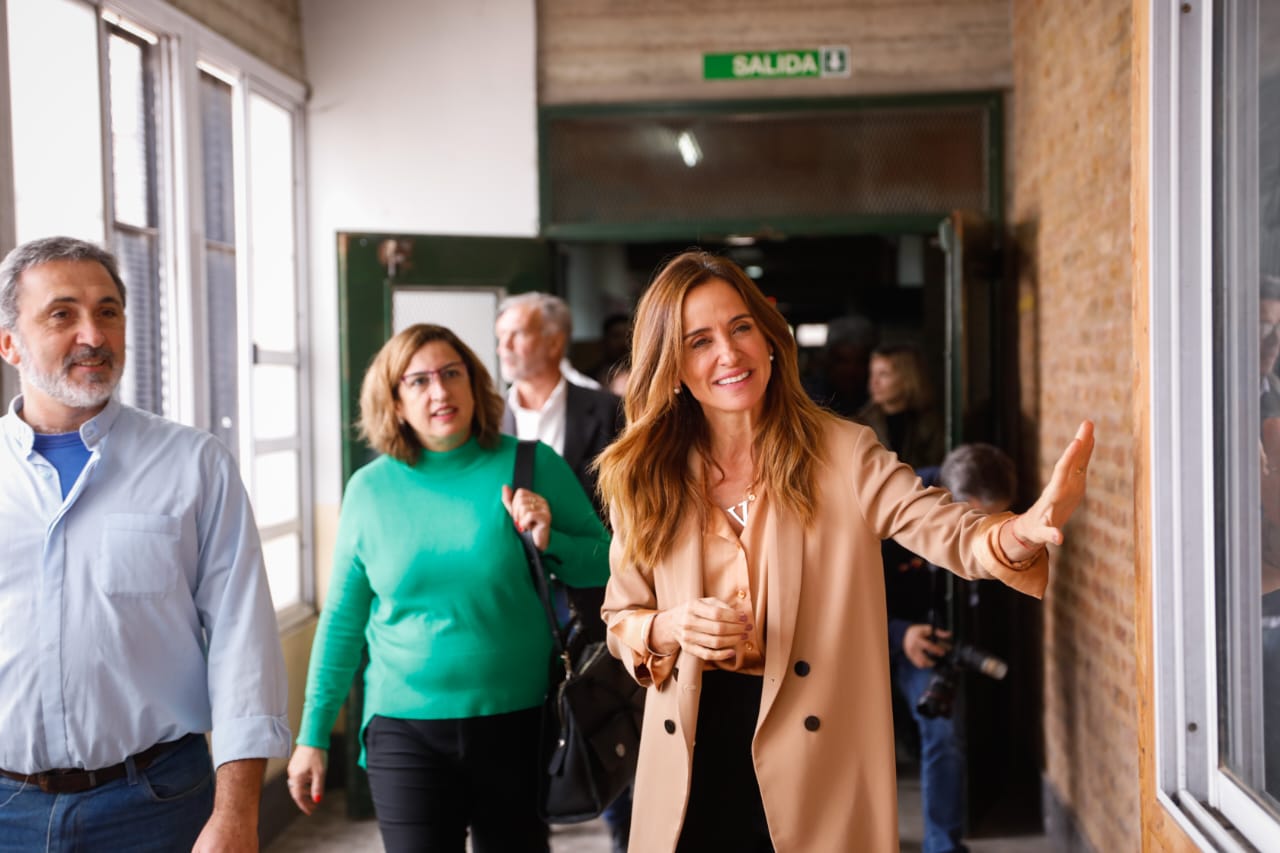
[857, 342, 945, 469]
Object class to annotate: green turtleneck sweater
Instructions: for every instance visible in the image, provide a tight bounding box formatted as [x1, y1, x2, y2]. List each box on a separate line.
[297, 436, 610, 760]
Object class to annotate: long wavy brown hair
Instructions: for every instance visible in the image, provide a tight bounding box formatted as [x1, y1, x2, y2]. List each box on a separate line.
[358, 324, 505, 465]
[595, 250, 833, 568]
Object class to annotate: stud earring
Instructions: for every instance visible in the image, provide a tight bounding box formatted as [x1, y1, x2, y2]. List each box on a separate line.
[769, 353, 775, 361]
[673, 386, 681, 394]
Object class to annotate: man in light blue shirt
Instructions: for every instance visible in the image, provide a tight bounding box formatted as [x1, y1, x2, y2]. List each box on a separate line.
[0, 236, 290, 851]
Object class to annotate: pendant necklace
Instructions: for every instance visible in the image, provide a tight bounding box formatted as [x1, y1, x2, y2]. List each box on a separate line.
[725, 490, 756, 527]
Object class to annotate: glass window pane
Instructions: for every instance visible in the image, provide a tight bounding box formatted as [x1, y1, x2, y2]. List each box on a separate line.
[546, 105, 989, 229]
[1220, 0, 1280, 811]
[247, 94, 296, 351]
[7, 0, 105, 242]
[113, 230, 164, 414]
[207, 246, 239, 451]
[108, 31, 153, 229]
[252, 365, 298, 441]
[252, 449, 299, 529]
[261, 531, 301, 610]
[1259, 0, 1280, 803]
[200, 72, 236, 246]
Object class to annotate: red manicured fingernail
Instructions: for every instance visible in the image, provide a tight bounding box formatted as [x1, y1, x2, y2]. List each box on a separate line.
[313, 793, 322, 803]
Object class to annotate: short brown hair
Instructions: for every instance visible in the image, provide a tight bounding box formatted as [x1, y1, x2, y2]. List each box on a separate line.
[358, 324, 504, 464]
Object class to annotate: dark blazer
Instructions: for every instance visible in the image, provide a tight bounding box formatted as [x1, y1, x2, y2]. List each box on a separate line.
[502, 381, 624, 516]
[503, 381, 624, 640]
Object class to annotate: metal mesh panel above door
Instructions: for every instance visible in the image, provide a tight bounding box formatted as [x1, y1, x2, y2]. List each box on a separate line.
[542, 97, 996, 236]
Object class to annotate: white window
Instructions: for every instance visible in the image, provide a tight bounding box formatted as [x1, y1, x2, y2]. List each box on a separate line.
[4, 0, 312, 620]
[1151, 0, 1280, 848]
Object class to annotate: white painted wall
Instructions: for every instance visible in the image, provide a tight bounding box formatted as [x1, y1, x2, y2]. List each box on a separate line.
[300, 0, 539, 505]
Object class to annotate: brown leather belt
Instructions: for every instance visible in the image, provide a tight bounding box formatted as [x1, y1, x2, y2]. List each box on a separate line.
[0, 733, 198, 794]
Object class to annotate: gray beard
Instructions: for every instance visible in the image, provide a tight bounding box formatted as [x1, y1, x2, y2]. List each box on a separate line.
[15, 336, 121, 410]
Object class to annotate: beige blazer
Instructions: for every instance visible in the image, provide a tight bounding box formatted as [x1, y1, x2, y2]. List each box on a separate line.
[602, 418, 1047, 852]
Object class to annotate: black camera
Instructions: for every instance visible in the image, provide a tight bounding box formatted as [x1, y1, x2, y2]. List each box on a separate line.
[914, 642, 1008, 719]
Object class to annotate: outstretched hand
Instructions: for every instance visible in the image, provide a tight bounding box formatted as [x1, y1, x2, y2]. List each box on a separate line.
[1007, 420, 1095, 551]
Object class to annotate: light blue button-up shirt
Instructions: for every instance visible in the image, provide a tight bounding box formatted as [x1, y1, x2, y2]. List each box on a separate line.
[0, 396, 291, 774]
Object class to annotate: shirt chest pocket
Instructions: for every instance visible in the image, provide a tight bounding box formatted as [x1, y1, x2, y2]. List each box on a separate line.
[98, 513, 182, 597]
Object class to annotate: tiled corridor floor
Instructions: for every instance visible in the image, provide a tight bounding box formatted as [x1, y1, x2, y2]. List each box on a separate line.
[266, 771, 1056, 852]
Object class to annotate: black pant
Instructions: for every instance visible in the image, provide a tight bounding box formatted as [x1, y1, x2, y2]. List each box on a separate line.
[676, 670, 774, 852]
[364, 709, 549, 853]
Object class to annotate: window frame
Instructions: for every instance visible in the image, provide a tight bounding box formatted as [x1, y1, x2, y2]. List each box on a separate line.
[3, 0, 314, 621]
[1150, 0, 1280, 848]
[112, 0, 314, 623]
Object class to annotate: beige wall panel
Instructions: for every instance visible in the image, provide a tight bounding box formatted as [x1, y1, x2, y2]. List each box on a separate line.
[165, 0, 305, 80]
[539, 0, 1011, 104]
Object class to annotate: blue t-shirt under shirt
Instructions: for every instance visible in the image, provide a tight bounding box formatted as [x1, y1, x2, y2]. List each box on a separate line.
[33, 431, 92, 500]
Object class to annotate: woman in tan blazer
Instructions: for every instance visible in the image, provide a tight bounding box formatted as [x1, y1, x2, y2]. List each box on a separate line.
[596, 251, 1094, 852]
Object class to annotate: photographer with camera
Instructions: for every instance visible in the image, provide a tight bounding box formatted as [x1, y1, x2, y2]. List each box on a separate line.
[886, 443, 1018, 853]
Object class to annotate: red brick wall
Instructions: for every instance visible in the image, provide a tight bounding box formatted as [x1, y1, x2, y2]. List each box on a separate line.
[1010, 1, 1138, 850]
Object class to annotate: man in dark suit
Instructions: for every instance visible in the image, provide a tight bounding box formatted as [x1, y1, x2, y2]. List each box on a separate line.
[495, 291, 630, 851]
[496, 292, 623, 515]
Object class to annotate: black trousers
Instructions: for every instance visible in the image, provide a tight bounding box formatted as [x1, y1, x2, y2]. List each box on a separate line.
[676, 670, 775, 852]
[363, 709, 549, 853]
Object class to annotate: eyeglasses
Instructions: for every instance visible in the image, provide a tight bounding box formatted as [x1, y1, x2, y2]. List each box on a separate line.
[399, 364, 467, 394]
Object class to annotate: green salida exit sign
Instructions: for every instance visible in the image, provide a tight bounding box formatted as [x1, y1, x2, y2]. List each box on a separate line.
[704, 46, 850, 81]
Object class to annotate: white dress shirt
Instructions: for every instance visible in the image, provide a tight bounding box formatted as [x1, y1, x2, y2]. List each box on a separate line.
[507, 376, 569, 456]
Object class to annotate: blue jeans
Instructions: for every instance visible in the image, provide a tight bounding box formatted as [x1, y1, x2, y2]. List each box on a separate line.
[894, 655, 967, 853]
[0, 734, 214, 853]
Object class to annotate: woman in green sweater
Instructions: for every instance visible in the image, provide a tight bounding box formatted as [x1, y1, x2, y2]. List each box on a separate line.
[285, 324, 611, 852]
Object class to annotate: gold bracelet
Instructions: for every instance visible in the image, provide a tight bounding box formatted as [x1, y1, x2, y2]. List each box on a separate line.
[1008, 523, 1036, 552]
[993, 521, 1043, 571]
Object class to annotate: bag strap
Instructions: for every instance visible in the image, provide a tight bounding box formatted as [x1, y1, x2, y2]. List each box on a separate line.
[514, 440, 572, 678]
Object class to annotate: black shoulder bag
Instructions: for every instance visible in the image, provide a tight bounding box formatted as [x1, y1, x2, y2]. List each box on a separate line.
[513, 440, 646, 823]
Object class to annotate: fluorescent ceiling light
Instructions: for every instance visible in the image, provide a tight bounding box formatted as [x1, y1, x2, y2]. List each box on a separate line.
[677, 130, 702, 167]
[796, 324, 829, 347]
